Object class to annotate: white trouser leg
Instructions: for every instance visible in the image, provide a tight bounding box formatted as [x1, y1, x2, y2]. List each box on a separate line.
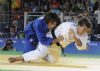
[23, 42, 49, 62]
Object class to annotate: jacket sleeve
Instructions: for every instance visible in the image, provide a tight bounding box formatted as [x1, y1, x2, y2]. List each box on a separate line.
[34, 24, 53, 46]
[75, 35, 88, 50]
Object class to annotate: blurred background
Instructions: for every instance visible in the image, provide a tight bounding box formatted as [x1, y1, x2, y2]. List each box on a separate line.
[0, 0, 100, 54]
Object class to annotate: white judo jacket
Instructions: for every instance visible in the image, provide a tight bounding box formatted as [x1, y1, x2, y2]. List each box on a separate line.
[54, 22, 88, 50]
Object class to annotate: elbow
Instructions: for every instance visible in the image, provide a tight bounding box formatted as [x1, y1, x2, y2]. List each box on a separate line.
[40, 42, 47, 45]
[76, 46, 87, 50]
[40, 40, 51, 46]
[76, 43, 82, 47]
[39, 38, 53, 46]
[77, 44, 82, 47]
[37, 33, 54, 45]
[76, 41, 82, 47]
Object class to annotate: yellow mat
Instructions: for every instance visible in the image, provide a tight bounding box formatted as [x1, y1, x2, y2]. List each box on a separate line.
[0, 54, 100, 71]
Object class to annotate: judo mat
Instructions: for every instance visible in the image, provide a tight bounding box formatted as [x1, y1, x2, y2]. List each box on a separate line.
[0, 51, 100, 71]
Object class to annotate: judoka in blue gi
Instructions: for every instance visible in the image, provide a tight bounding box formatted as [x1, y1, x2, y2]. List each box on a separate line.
[23, 12, 62, 53]
[8, 12, 64, 63]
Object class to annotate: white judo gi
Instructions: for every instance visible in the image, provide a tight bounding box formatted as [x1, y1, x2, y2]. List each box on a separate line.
[23, 22, 89, 63]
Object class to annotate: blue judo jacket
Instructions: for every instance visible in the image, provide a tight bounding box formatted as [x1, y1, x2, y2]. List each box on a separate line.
[24, 18, 53, 46]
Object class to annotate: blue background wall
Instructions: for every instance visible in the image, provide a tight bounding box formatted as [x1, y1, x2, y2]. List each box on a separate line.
[0, 38, 100, 55]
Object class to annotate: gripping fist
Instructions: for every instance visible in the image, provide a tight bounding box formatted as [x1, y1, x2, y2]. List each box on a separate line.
[57, 35, 64, 42]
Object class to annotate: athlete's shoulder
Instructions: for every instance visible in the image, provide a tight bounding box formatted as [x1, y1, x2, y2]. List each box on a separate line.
[61, 21, 76, 25]
[59, 22, 76, 28]
[34, 18, 44, 27]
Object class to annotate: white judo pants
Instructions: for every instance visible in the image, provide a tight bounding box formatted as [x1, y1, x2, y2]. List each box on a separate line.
[23, 42, 61, 63]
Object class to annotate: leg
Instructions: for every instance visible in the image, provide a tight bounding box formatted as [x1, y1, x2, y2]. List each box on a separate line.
[43, 54, 58, 63]
[43, 44, 61, 63]
[23, 42, 49, 62]
[9, 42, 49, 63]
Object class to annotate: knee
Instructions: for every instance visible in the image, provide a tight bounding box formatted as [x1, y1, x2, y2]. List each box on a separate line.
[47, 56, 59, 63]
[48, 58, 60, 63]
[49, 59, 58, 63]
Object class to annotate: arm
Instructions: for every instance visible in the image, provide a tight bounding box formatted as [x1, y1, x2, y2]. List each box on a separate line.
[52, 35, 64, 44]
[73, 34, 82, 46]
[35, 29, 53, 46]
[34, 23, 63, 46]
[69, 29, 82, 46]
[69, 29, 88, 50]
[75, 36, 88, 50]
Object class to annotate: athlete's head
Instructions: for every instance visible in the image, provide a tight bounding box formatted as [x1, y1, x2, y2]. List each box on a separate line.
[44, 12, 61, 30]
[77, 18, 92, 35]
[10, 26, 16, 33]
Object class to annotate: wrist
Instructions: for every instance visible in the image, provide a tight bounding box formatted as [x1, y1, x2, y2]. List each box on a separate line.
[53, 38, 58, 44]
[74, 36, 82, 46]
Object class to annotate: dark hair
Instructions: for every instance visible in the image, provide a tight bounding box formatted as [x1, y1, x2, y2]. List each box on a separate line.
[2, 39, 13, 51]
[78, 18, 92, 28]
[6, 39, 13, 45]
[44, 12, 61, 25]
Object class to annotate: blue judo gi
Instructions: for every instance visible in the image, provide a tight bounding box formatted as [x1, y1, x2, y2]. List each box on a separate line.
[23, 18, 53, 53]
